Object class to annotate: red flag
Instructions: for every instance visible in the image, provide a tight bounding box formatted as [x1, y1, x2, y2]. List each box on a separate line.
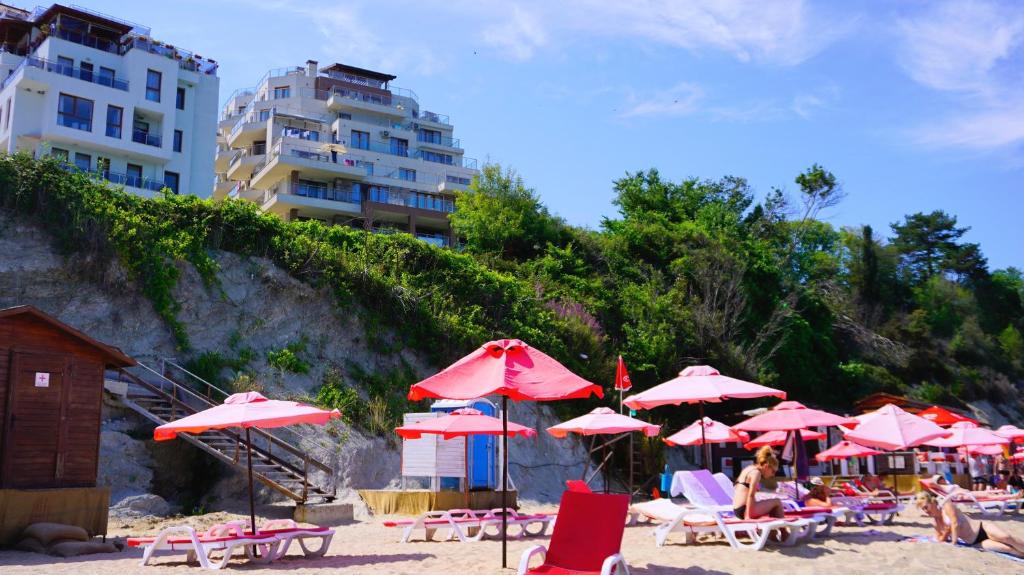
[615, 355, 632, 391]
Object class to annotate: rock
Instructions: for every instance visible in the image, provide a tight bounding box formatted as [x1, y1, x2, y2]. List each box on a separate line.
[109, 494, 171, 518]
[97, 431, 156, 504]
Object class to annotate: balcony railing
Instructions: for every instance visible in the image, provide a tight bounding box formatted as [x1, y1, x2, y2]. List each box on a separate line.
[417, 133, 460, 148]
[293, 182, 362, 204]
[416, 110, 450, 125]
[92, 169, 165, 192]
[412, 150, 477, 169]
[416, 232, 451, 247]
[367, 186, 455, 213]
[132, 129, 161, 147]
[52, 28, 120, 55]
[124, 37, 218, 75]
[1, 56, 129, 91]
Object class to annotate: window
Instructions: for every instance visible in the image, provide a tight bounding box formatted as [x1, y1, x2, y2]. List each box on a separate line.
[173, 130, 183, 152]
[351, 130, 369, 150]
[79, 62, 93, 82]
[146, 69, 161, 102]
[57, 56, 73, 76]
[389, 137, 408, 157]
[273, 86, 290, 99]
[73, 152, 91, 172]
[98, 67, 115, 87]
[4, 97, 9, 130]
[253, 140, 266, 155]
[126, 163, 143, 187]
[419, 129, 442, 144]
[339, 113, 352, 120]
[105, 105, 122, 138]
[398, 168, 416, 182]
[57, 93, 93, 131]
[163, 171, 180, 194]
[51, 147, 69, 162]
[176, 87, 185, 110]
[258, 109, 271, 121]
[420, 150, 453, 165]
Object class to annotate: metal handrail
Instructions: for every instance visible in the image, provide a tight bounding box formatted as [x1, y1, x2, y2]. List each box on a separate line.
[127, 361, 335, 482]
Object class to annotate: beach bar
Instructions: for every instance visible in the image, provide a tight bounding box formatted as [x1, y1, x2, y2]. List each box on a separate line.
[0, 305, 135, 544]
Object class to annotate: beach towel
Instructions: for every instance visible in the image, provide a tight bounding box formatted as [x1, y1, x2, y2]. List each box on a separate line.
[901, 534, 1024, 563]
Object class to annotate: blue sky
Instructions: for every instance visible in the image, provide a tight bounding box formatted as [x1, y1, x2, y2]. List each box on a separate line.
[86, 0, 1022, 269]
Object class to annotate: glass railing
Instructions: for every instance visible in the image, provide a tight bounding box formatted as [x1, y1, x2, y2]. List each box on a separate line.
[416, 110, 451, 125]
[132, 129, 161, 147]
[53, 28, 120, 54]
[258, 140, 373, 177]
[92, 169, 166, 192]
[124, 36, 218, 75]
[441, 173, 473, 186]
[293, 182, 362, 204]
[366, 185, 455, 213]
[412, 150, 477, 169]
[1, 56, 129, 91]
[416, 133, 460, 148]
[227, 182, 242, 199]
[416, 233, 450, 247]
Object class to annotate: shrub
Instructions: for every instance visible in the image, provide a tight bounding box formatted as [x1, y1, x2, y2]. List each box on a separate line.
[266, 340, 310, 374]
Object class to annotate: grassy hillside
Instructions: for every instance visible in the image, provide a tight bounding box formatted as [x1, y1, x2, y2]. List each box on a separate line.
[0, 154, 1020, 429]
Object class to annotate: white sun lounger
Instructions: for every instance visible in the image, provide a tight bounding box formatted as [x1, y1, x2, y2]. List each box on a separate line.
[129, 525, 280, 570]
[213, 519, 334, 559]
[631, 498, 807, 551]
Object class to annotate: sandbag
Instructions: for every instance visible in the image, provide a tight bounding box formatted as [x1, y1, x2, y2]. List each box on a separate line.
[22, 523, 88, 546]
[12, 537, 46, 554]
[48, 540, 119, 557]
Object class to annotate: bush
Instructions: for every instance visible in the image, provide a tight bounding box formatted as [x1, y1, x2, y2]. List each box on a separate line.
[266, 340, 310, 374]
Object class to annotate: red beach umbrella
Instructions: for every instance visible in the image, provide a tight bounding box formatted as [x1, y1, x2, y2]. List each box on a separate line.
[744, 428, 825, 450]
[154, 392, 341, 536]
[396, 408, 535, 507]
[407, 339, 602, 568]
[664, 417, 749, 447]
[815, 440, 881, 462]
[918, 406, 978, 427]
[623, 365, 785, 469]
[995, 425, 1024, 442]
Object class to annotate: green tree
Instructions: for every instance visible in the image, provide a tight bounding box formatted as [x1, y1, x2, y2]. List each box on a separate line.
[998, 325, 1024, 366]
[890, 211, 980, 284]
[450, 164, 564, 259]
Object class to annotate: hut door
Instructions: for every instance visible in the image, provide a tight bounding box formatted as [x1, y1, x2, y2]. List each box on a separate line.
[2, 352, 67, 488]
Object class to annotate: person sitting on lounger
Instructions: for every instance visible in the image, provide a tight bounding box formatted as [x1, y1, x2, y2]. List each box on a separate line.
[860, 473, 885, 494]
[732, 446, 786, 521]
[1009, 468, 1024, 494]
[916, 491, 1024, 558]
[803, 477, 832, 507]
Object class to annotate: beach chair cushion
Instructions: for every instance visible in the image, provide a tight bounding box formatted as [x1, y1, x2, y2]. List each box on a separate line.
[543, 491, 629, 573]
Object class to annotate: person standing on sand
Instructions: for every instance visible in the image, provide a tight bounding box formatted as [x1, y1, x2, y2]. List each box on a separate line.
[732, 446, 786, 520]
[916, 491, 1024, 558]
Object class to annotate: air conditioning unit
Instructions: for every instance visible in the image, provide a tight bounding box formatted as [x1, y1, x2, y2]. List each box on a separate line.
[380, 130, 390, 138]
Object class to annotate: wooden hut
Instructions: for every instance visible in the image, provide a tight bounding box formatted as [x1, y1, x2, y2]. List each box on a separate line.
[0, 305, 135, 543]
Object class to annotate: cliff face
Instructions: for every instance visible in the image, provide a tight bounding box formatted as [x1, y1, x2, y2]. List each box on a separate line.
[0, 217, 598, 513]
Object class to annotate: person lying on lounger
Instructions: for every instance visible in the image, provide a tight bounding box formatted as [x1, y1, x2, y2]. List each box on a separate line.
[916, 491, 1024, 558]
[732, 446, 786, 521]
[802, 478, 832, 507]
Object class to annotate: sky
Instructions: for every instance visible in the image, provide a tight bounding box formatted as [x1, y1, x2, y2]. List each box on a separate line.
[80, 0, 1023, 269]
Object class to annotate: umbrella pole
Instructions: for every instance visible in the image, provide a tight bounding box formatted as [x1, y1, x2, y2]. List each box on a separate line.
[501, 396, 508, 570]
[465, 436, 470, 510]
[245, 427, 258, 538]
[699, 402, 709, 471]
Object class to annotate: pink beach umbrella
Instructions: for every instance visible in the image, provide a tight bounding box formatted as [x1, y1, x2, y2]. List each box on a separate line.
[548, 407, 660, 492]
[407, 339, 602, 569]
[663, 417, 750, 447]
[744, 428, 825, 450]
[960, 444, 1004, 456]
[396, 408, 535, 507]
[623, 365, 785, 468]
[923, 421, 1009, 449]
[547, 407, 661, 438]
[995, 425, 1024, 442]
[154, 392, 341, 536]
[815, 440, 882, 462]
[844, 404, 951, 451]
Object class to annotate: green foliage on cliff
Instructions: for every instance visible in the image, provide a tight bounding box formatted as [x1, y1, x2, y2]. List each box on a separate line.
[0, 154, 1020, 423]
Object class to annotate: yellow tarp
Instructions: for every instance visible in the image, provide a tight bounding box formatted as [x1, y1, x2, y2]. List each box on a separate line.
[358, 489, 517, 516]
[0, 487, 109, 544]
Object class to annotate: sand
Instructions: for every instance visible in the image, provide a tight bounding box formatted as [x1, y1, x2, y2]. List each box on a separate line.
[2, 507, 1023, 574]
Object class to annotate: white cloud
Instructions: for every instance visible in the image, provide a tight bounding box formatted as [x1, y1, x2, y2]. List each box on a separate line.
[896, 1, 1024, 151]
[479, 5, 548, 62]
[620, 82, 839, 122]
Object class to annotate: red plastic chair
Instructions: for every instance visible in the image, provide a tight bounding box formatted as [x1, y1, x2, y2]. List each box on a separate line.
[566, 480, 593, 493]
[517, 490, 630, 575]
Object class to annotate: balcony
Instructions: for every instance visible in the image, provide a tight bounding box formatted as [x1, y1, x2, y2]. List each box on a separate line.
[436, 172, 473, 193]
[250, 140, 369, 188]
[124, 36, 218, 76]
[260, 182, 363, 219]
[416, 232, 451, 247]
[1, 56, 129, 91]
[412, 150, 477, 170]
[132, 129, 161, 148]
[92, 169, 166, 192]
[416, 132, 461, 150]
[366, 186, 454, 214]
[416, 110, 451, 126]
[51, 28, 120, 55]
[226, 143, 266, 181]
[326, 89, 407, 118]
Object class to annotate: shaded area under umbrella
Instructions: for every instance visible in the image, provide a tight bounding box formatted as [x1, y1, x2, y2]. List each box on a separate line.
[154, 392, 341, 537]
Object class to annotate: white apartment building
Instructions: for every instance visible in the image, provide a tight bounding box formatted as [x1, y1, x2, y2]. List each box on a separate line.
[0, 3, 218, 197]
[215, 61, 477, 247]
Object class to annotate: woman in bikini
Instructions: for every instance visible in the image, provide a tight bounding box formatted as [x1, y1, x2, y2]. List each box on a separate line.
[916, 491, 1024, 557]
[732, 446, 786, 520]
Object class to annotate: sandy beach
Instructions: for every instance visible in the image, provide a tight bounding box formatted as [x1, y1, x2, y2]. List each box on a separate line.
[1, 507, 1022, 575]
